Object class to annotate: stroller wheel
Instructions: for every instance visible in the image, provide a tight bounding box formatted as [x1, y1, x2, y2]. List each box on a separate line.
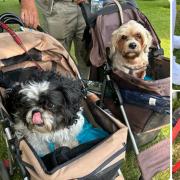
[0, 160, 10, 180]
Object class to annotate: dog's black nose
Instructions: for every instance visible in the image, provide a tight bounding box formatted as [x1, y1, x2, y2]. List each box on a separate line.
[129, 42, 137, 49]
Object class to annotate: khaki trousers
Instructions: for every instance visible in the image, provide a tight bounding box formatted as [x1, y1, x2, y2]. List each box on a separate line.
[41, 1, 89, 79]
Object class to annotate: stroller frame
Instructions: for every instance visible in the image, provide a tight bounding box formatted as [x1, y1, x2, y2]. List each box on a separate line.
[100, 56, 139, 155]
[0, 102, 29, 180]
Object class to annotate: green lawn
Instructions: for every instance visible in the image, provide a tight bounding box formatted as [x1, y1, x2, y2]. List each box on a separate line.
[0, 0, 170, 180]
[0, 0, 19, 14]
[137, 0, 170, 58]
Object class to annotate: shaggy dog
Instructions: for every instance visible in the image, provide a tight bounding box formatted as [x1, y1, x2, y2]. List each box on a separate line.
[110, 20, 152, 78]
[5, 71, 84, 156]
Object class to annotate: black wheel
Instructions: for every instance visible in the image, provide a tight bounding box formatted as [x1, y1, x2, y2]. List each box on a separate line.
[0, 160, 10, 180]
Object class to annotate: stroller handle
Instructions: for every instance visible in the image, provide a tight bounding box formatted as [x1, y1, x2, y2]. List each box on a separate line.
[0, 13, 46, 33]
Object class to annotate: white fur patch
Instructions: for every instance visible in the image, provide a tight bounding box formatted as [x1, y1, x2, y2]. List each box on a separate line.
[19, 81, 50, 100]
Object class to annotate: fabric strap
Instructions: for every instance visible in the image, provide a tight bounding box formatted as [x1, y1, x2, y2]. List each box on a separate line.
[0, 21, 43, 70]
[0, 21, 27, 53]
[172, 118, 180, 173]
[173, 118, 180, 142]
[138, 139, 170, 180]
[173, 161, 180, 174]
[113, 0, 124, 24]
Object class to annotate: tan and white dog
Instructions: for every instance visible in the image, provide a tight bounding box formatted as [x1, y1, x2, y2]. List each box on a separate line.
[110, 20, 152, 78]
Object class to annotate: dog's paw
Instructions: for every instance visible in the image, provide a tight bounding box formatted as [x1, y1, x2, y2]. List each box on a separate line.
[69, 140, 79, 149]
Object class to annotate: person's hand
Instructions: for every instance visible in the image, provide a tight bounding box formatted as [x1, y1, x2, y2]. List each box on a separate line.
[20, 0, 39, 29]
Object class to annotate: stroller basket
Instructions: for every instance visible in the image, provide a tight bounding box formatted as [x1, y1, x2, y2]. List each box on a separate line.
[18, 101, 127, 179]
[0, 30, 128, 179]
[80, 0, 170, 135]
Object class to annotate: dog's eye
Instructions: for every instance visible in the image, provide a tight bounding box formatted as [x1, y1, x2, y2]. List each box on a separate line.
[48, 103, 55, 110]
[136, 33, 141, 39]
[121, 35, 127, 40]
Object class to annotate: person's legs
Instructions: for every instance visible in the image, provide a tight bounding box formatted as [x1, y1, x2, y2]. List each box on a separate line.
[40, 1, 88, 78]
[74, 6, 90, 79]
[41, 1, 76, 51]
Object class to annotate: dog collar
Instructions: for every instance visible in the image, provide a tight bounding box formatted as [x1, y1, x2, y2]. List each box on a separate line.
[123, 64, 148, 76]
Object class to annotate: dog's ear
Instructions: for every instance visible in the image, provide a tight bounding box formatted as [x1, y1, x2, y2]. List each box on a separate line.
[55, 77, 83, 110]
[111, 29, 121, 49]
[143, 29, 152, 53]
[63, 108, 78, 126]
[4, 85, 22, 115]
[54, 77, 82, 126]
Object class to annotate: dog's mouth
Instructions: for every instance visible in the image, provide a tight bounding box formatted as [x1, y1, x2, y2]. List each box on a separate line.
[32, 111, 44, 127]
[123, 51, 140, 59]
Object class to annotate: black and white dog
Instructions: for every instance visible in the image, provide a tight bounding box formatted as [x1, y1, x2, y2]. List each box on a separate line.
[5, 71, 84, 156]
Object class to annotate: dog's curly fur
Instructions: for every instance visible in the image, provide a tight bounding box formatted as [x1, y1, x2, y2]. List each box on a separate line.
[110, 20, 152, 78]
[5, 71, 84, 156]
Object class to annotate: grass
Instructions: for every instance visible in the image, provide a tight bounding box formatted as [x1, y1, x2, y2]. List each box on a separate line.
[0, 0, 170, 179]
[0, 0, 19, 15]
[136, 0, 170, 58]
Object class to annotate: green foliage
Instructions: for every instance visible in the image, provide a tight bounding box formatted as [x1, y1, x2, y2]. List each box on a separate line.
[173, 99, 180, 111]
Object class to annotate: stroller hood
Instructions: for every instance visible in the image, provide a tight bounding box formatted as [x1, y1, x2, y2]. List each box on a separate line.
[0, 29, 79, 79]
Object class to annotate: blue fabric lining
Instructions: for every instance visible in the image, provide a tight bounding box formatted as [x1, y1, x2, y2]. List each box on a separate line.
[47, 116, 109, 153]
[144, 75, 153, 81]
[77, 117, 109, 144]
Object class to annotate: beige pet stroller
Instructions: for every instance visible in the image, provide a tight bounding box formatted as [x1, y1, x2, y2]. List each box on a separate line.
[0, 16, 128, 180]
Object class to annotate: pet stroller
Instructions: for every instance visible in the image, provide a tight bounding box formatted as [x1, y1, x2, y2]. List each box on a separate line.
[0, 15, 128, 179]
[78, 0, 170, 179]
